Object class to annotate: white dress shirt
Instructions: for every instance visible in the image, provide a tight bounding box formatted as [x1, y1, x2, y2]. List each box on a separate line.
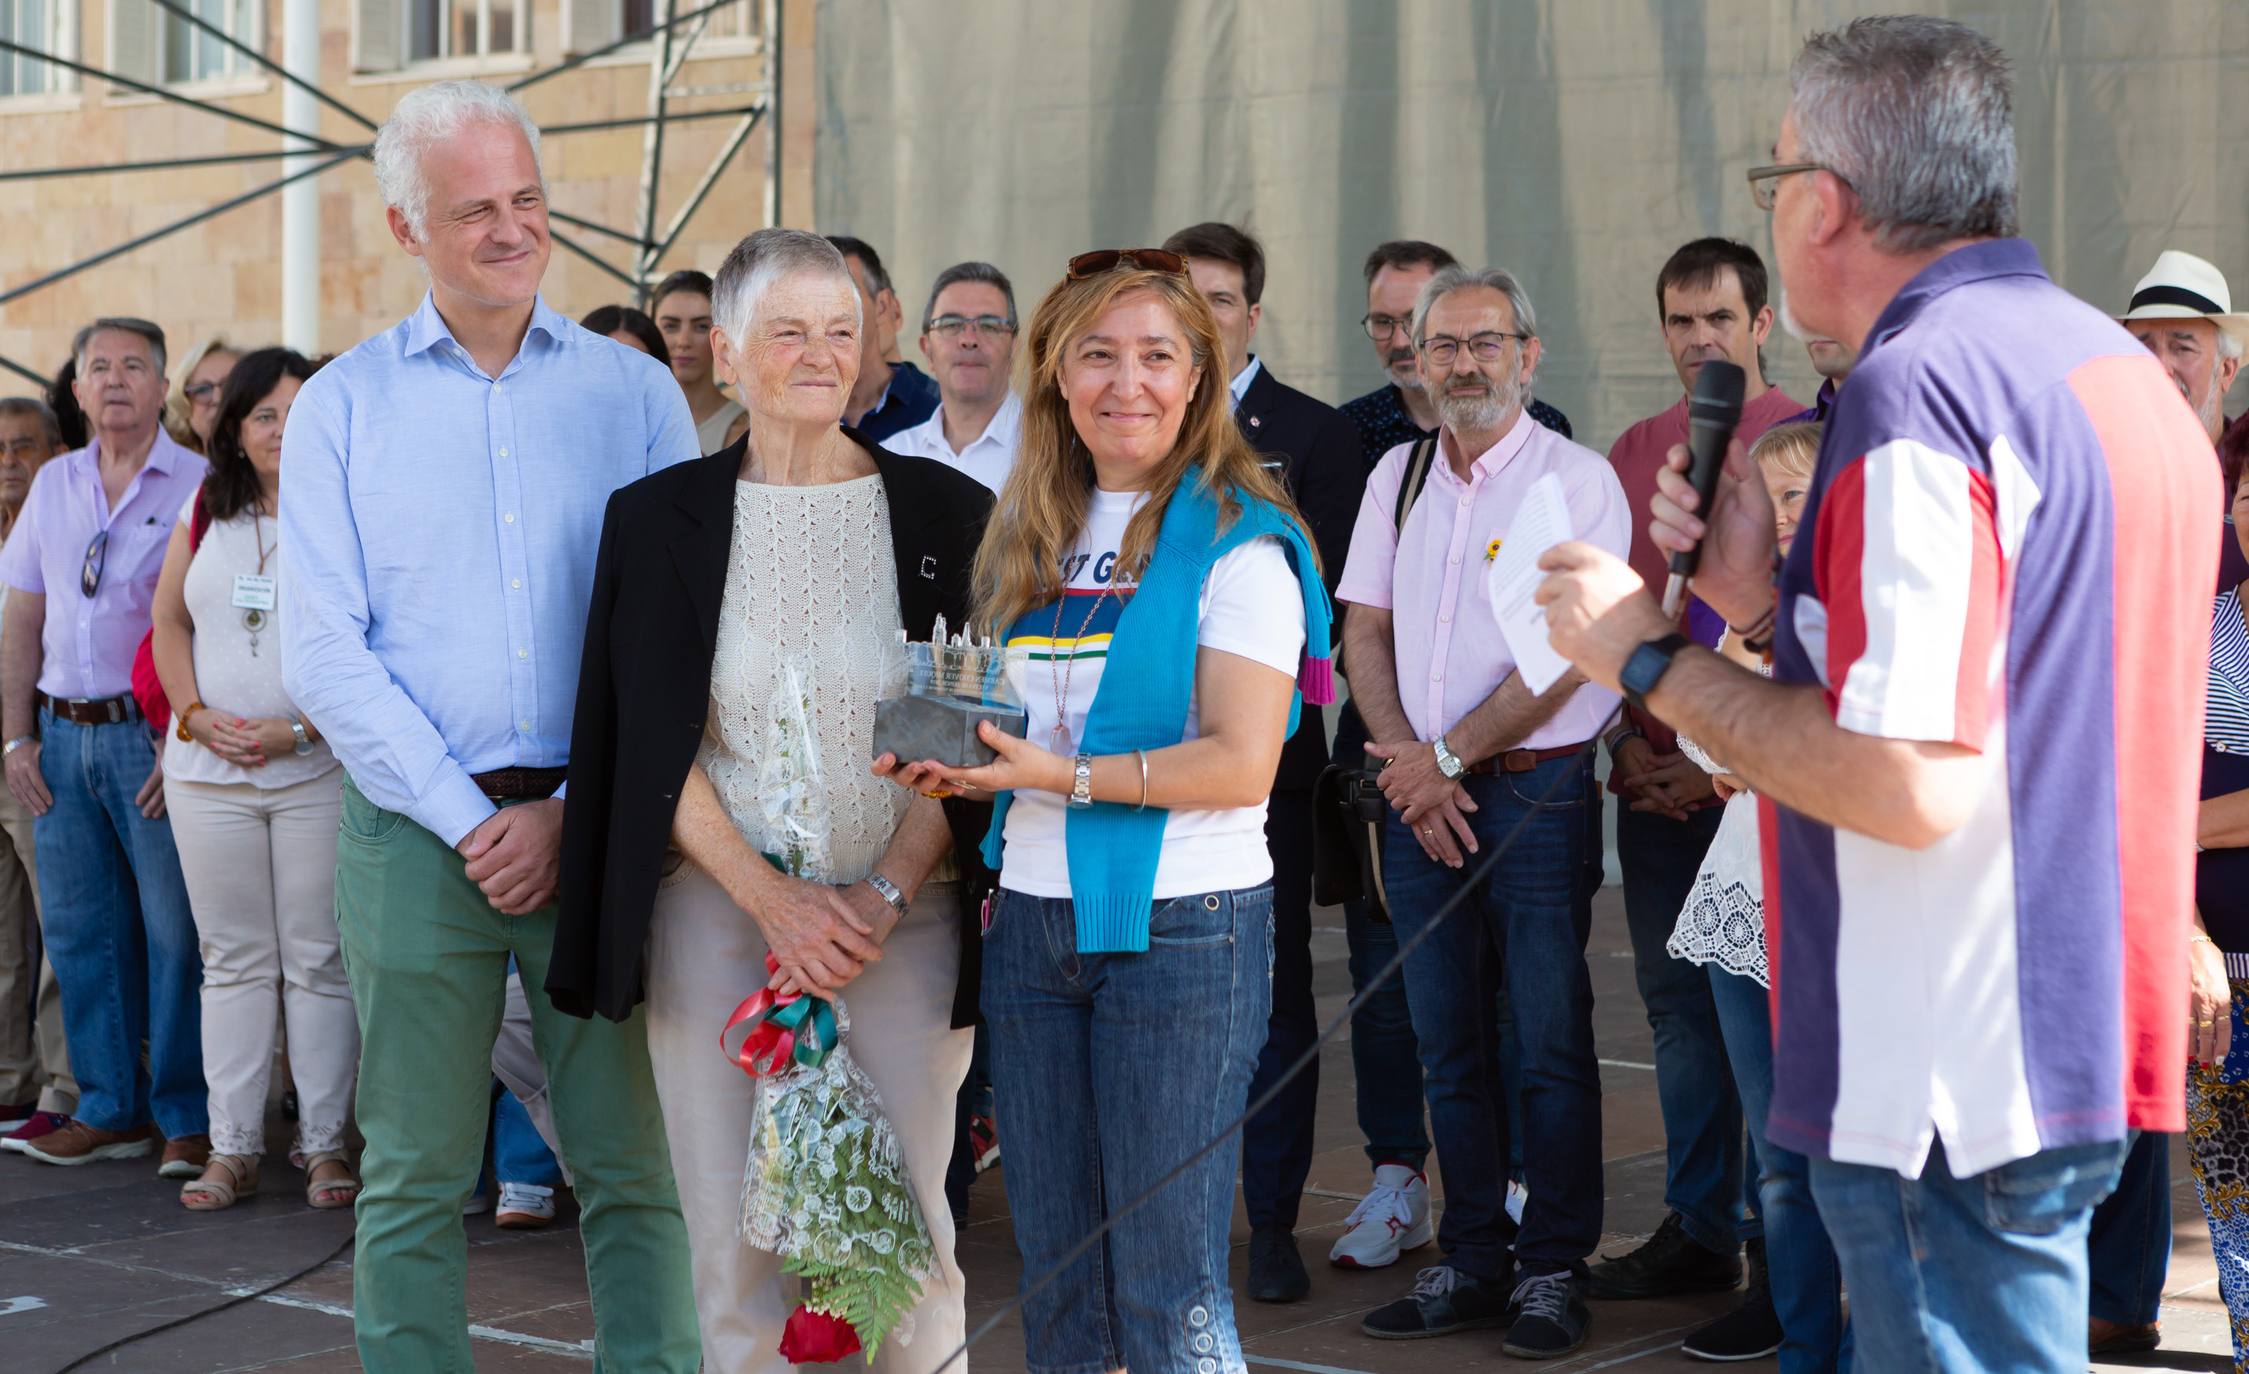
[885, 390, 1022, 493]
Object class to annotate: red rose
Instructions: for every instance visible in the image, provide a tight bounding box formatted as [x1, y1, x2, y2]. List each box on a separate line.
[779, 1304, 864, 1364]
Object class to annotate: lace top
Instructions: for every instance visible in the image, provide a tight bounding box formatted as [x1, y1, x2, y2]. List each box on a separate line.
[700, 477, 908, 884]
[1665, 653, 1770, 986]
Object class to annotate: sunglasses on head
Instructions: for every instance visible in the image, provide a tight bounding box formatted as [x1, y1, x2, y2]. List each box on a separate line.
[1065, 248, 1188, 281]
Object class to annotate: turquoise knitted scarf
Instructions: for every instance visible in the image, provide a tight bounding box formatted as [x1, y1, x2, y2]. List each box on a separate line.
[979, 473, 1335, 953]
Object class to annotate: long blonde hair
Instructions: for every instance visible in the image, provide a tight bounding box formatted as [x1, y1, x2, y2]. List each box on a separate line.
[972, 266, 1310, 635]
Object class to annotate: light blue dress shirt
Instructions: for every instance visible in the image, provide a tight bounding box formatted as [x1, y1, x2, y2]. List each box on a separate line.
[280, 293, 699, 847]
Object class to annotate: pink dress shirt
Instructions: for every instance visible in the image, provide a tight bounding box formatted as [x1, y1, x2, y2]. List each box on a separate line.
[0, 429, 208, 701]
[1336, 407, 1631, 749]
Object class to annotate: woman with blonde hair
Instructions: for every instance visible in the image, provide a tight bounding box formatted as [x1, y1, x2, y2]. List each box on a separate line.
[894, 248, 1335, 1374]
[165, 337, 239, 453]
[1661, 420, 1846, 1369]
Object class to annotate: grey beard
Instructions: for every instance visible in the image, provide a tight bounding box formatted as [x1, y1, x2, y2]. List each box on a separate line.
[2199, 382, 2227, 437]
[1437, 386, 1509, 433]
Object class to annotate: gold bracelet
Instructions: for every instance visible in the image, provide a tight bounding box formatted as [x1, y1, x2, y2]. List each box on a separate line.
[1134, 748, 1149, 812]
[2192, 933, 2217, 947]
[174, 701, 204, 743]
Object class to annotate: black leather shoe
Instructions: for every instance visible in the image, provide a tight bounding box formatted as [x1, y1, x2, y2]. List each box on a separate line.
[1361, 1264, 1510, 1338]
[1248, 1226, 1310, 1303]
[1585, 1212, 1742, 1300]
[1681, 1239, 1781, 1361]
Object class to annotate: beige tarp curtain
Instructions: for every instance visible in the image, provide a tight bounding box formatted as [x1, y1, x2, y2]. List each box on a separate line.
[815, 0, 2248, 450]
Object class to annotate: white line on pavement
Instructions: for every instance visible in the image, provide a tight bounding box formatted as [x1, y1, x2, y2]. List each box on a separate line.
[246, 1292, 595, 1360]
[1599, 1058, 1657, 1071]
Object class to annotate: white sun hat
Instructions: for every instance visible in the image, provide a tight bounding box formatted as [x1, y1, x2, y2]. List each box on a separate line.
[2119, 249, 2249, 352]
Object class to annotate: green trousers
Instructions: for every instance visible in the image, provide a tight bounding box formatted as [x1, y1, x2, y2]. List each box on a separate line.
[334, 779, 700, 1374]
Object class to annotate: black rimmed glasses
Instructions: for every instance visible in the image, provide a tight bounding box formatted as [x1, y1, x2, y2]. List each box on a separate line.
[1417, 332, 1528, 367]
[1362, 312, 1413, 342]
[80, 529, 108, 599]
[1065, 248, 1188, 280]
[925, 314, 1018, 338]
[1747, 161, 1838, 211]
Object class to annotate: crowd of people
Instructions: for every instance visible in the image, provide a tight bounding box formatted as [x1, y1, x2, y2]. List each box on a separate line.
[0, 13, 2243, 1374]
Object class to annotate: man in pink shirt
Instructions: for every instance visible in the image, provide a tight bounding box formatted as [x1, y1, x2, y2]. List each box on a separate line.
[1338, 264, 1629, 1358]
[1587, 239, 1801, 1324]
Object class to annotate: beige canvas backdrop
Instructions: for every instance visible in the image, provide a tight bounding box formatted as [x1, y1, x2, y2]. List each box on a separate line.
[815, 0, 2248, 451]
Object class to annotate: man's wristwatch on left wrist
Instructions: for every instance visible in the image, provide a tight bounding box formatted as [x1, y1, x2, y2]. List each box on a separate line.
[1432, 734, 1466, 780]
[2, 733, 33, 758]
[863, 871, 909, 919]
[1619, 633, 1694, 713]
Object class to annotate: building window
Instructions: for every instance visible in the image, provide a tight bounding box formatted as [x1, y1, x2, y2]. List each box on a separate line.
[106, 0, 257, 89]
[0, 0, 77, 98]
[565, 0, 763, 58]
[355, 0, 526, 73]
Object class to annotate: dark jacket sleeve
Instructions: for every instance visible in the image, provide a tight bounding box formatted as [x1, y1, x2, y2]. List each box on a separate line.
[1298, 405, 1367, 611]
[546, 487, 629, 1020]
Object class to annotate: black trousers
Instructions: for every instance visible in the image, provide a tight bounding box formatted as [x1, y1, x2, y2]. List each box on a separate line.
[1240, 787, 1319, 1231]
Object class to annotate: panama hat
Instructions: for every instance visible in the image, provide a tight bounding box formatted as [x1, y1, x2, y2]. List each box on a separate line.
[2119, 249, 2249, 352]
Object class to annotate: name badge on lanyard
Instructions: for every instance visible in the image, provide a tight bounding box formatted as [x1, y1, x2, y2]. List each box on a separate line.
[232, 575, 277, 612]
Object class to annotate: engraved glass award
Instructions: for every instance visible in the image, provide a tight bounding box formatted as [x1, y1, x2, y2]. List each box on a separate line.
[871, 616, 1029, 769]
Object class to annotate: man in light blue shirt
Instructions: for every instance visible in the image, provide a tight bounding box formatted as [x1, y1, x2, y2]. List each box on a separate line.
[279, 80, 700, 1374]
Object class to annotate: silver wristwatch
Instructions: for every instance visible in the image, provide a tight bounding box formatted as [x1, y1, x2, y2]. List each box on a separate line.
[2, 734, 32, 758]
[1070, 753, 1095, 808]
[1432, 735, 1466, 780]
[289, 718, 313, 757]
[864, 871, 909, 918]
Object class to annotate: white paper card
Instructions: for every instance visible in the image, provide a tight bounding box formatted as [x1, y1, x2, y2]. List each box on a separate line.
[231, 574, 277, 611]
[1484, 472, 1575, 694]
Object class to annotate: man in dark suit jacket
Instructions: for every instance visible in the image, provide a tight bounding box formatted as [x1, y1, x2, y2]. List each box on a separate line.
[1165, 222, 1366, 1305]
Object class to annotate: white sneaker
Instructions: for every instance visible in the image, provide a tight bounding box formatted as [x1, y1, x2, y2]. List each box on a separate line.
[495, 1181, 557, 1230]
[1328, 1164, 1433, 1269]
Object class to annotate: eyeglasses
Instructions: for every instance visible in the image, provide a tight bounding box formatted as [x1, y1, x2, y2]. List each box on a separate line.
[925, 314, 1018, 338]
[1362, 313, 1413, 342]
[1065, 248, 1188, 281]
[1417, 332, 1528, 366]
[81, 528, 108, 599]
[1746, 161, 1839, 211]
[184, 381, 222, 403]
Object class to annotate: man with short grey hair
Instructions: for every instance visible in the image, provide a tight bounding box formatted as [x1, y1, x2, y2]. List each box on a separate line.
[888, 260, 1022, 491]
[1539, 17, 2215, 1371]
[0, 319, 209, 1175]
[1338, 265, 1629, 1358]
[281, 79, 700, 1372]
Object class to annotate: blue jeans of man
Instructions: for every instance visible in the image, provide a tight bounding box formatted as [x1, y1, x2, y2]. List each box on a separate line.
[1809, 1137, 2127, 1372]
[983, 884, 1273, 1374]
[1381, 755, 1600, 1279]
[1330, 701, 1431, 1174]
[33, 711, 205, 1136]
[491, 1083, 563, 1188]
[1617, 804, 1750, 1250]
[1708, 965, 1850, 1374]
[2086, 1128, 2169, 1327]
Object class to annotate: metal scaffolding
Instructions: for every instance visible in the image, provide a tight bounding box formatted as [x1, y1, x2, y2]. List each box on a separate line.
[0, 0, 780, 390]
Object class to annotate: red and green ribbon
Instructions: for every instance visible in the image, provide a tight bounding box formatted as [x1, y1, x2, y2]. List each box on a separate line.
[721, 953, 838, 1077]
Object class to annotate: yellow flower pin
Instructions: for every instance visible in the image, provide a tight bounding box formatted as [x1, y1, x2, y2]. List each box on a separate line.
[1484, 537, 1503, 562]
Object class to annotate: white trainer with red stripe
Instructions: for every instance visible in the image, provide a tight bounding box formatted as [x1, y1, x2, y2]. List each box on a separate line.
[1327, 1163, 1433, 1269]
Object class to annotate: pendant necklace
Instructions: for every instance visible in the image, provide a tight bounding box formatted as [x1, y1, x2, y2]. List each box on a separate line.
[243, 508, 276, 657]
[1047, 579, 1110, 755]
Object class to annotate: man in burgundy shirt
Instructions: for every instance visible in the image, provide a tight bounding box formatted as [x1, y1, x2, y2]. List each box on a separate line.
[1589, 239, 1800, 1312]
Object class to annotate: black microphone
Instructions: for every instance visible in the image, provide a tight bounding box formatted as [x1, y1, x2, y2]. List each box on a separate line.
[1661, 360, 1745, 618]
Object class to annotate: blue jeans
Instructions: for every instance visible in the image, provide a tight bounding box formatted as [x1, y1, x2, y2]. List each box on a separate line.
[983, 884, 1273, 1374]
[1810, 1138, 2127, 1373]
[1708, 965, 1850, 1374]
[2086, 1129, 2169, 1326]
[33, 712, 205, 1136]
[1617, 804, 1750, 1249]
[492, 1083, 562, 1188]
[1331, 702, 1430, 1175]
[1381, 756, 1600, 1278]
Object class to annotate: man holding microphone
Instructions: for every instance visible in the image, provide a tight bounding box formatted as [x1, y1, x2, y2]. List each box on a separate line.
[1537, 16, 2214, 1373]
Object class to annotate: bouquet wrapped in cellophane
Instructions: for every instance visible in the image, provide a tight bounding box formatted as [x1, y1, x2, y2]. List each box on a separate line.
[718, 661, 936, 1365]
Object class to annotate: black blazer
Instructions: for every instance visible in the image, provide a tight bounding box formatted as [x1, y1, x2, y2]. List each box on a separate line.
[546, 429, 997, 1028]
[1236, 363, 1367, 792]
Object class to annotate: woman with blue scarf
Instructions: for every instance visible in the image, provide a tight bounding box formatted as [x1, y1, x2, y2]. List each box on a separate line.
[890, 249, 1334, 1374]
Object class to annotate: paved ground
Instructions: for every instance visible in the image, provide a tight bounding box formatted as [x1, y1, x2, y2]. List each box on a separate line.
[2, 884, 2237, 1372]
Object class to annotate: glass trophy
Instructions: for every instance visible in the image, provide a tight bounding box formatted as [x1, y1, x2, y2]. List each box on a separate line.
[872, 615, 1029, 769]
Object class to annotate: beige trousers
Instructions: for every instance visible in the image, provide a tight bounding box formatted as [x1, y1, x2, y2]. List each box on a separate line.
[165, 772, 356, 1156]
[645, 864, 973, 1374]
[0, 772, 73, 1112]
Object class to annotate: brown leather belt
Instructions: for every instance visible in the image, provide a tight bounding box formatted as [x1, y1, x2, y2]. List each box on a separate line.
[471, 767, 567, 801]
[1465, 741, 1590, 776]
[36, 692, 140, 726]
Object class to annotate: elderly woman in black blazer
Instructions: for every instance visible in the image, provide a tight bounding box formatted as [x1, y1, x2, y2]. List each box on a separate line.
[547, 228, 993, 1373]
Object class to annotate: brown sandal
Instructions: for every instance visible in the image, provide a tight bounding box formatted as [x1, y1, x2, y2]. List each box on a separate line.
[304, 1150, 360, 1210]
[180, 1153, 260, 1211]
